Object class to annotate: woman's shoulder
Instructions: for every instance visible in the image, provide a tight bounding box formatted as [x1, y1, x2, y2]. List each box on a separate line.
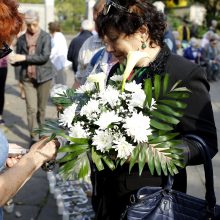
[167, 53, 207, 84]
[167, 53, 200, 72]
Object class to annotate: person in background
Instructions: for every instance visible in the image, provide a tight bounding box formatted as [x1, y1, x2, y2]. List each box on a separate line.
[183, 37, 205, 66]
[201, 31, 215, 49]
[153, 1, 177, 54]
[0, 1, 59, 219]
[209, 19, 218, 33]
[11, 22, 27, 100]
[177, 18, 190, 49]
[93, 0, 217, 219]
[67, 19, 94, 74]
[48, 21, 71, 85]
[10, 10, 54, 145]
[204, 35, 220, 81]
[0, 56, 7, 125]
[190, 22, 199, 38]
[74, 0, 106, 88]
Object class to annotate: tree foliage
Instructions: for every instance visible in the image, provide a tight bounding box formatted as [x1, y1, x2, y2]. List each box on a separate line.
[55, 0, 85, 34]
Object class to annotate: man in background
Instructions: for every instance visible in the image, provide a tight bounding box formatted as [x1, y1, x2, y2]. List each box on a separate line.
[67, 19, 94, 74]
[73, 0, 105, 88]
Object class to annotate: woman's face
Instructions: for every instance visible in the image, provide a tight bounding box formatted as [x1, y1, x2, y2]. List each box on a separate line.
[103, 28, 142, 63]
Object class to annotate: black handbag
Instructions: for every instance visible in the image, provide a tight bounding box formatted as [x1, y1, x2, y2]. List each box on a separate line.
[121, 135, 220, 220]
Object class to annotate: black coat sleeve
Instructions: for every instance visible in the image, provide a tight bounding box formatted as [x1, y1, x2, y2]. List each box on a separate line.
[174, 62, 218, 164]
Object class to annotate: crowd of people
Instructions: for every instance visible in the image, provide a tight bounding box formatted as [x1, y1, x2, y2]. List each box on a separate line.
[0, 0, 220, 219]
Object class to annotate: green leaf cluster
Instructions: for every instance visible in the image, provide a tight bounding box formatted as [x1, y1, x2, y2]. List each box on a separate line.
[129, 74, 190, 176]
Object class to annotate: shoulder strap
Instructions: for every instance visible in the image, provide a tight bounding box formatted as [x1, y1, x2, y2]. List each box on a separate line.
[166, 134, 216, 213]
[185, 134, 216, 210]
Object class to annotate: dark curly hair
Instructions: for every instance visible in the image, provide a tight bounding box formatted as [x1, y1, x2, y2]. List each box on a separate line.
[96, 0, 166, 47]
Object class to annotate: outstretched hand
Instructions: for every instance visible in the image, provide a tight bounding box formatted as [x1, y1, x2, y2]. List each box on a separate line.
[29, 137, 60, 163]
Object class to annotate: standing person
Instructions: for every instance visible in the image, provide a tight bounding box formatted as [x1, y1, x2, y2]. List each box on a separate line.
[10, 10, 54, 145]
[0, 56, 7, 125]
[183, 37, 205, 65]
[153, 1, 177, 53]
[74, 0, 106, 88]
[209, 19, 218, 33]
[67, 19, 94, 74]
[177, 18, 190, 48]
[48, 21, 71, 85]
[204, 35, 220, 81]
[93, 0, 218, 219]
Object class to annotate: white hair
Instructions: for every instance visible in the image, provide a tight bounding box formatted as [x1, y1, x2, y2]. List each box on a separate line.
[81, 19, 94, 31]
[25, 10, 39, 24]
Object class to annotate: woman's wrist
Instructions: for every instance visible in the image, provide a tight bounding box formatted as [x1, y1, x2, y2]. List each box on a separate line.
[24, 151, 47, 169]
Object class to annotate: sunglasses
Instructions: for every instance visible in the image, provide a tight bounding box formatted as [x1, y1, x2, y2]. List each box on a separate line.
[0, 42, 12, 59]
[102, 0, 130, 15]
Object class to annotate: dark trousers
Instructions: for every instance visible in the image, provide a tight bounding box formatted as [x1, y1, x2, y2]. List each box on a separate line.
[0, 67, 7, 115]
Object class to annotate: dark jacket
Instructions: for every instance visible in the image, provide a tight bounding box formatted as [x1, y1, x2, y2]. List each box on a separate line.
[15, 30, 54, 83]
[67, 30, 93, 72]
[93, 45, 218, 220]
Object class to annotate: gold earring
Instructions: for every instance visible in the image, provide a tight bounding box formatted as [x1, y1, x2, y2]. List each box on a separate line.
[141, 41, 147, 49]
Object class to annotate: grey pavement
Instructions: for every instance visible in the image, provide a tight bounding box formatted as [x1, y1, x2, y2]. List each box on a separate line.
[1, 64, 220, 220]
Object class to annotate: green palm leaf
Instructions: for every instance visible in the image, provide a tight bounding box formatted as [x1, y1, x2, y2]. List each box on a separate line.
[138, 144, 147, 175]
[154, 74, 161, 100]
[92, 148, 104, 171]
[144, 78, 152, 107]
[151, 111, 180, 125]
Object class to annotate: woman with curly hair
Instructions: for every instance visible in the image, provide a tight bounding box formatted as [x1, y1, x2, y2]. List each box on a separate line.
[92, 0, 218, 219]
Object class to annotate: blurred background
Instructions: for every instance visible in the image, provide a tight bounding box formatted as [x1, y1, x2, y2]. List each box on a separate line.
[18, 0, 220, 36]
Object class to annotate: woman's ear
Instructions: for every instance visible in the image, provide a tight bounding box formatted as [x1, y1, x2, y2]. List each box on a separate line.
[138, 25, 149, 41]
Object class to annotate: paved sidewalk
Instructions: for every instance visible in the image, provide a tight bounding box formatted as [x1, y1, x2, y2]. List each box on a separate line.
[1, 64, 220, 220]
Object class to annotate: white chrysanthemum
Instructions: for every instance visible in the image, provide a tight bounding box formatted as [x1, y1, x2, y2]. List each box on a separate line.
[58, 103, 77, 128]
[92, 130, 113, 153]
[69, 122, 88, 138]
[124, 81, 142, 93]
[110, 75, 123, 82]
[76, 82, 95, 93]
[113, 137, 135, 159]
[95, 111, 122, 130]
[80, 99, 100, 118]
[50, 84, 68, 97]
[99, 86, 120, 108]
[129, 89, 146, 108]
[123, 112, 152, 143]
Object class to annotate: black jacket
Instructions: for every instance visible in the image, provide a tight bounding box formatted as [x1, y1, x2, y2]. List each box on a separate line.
[15, 30, 54, 83]
[67, 30, 93, 72]
[93, 45, 218, 220]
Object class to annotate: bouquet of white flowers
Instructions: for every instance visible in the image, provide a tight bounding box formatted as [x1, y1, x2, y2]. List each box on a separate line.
[37, 51, 190, 179]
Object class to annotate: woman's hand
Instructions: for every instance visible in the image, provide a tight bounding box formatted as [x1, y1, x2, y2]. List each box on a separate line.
[9, 53, 26, 64]
[6, 143, 25, 168]
[6, 156, 21, 168]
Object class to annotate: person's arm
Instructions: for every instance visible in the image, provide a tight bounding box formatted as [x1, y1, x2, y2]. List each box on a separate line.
[10, 33, 51, 65]
[0, 138, 58, 206]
